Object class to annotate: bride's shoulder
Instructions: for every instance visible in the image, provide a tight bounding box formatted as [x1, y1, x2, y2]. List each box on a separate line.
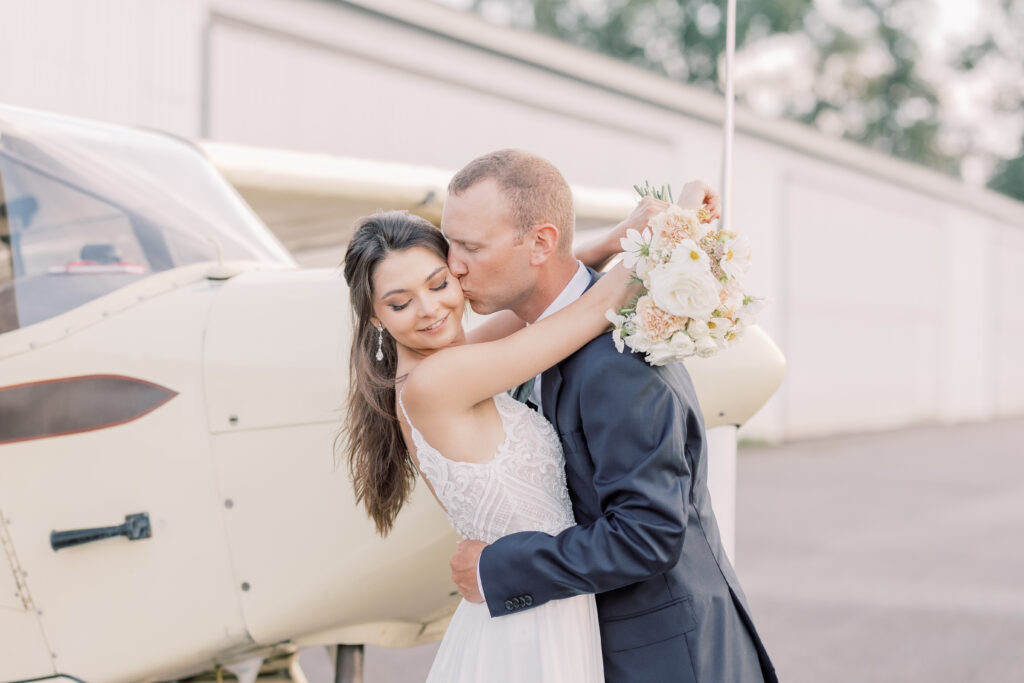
[401, 352, 456, 407]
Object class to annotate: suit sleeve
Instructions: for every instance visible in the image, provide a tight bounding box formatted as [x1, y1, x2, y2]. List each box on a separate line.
[478, 350, 689, 617]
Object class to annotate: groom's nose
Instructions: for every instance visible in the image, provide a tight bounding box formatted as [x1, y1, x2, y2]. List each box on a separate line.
[448, 254, 468, 277]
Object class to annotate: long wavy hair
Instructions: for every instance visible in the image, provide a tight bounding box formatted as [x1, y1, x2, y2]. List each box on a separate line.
[340, 210, 450, 535]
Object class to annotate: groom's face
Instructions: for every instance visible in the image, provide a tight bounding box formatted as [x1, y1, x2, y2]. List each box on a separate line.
[441, 178, 533, 316]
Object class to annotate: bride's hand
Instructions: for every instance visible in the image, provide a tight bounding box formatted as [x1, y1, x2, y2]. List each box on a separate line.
[574, 196, 667, 271]
[607, 195, 668, 246]
[677, 180, 721, 222]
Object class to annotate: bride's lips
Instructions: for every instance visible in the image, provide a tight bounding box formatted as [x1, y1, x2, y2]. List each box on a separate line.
[419, 313, 449, 334]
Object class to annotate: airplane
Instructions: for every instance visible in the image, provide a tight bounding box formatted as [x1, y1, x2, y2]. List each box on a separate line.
[0, 104, 784, 683]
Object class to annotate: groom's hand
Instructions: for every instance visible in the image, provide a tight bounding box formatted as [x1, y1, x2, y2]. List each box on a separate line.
[450, 539, 487, 603]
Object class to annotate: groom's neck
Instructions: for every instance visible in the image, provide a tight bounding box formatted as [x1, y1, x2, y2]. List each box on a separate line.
[518, 256, 581, 324]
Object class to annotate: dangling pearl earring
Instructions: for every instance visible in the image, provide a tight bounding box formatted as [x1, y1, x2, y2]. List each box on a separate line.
[375, 324, 384, 361]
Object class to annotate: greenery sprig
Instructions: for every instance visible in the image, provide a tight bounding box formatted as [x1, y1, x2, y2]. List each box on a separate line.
[633, 180, 673, 203]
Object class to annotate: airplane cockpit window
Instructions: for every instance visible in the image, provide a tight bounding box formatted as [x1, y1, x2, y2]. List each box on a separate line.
[0, 106, 294, 333]
[0, 180, 15, 334]
[0, 155, 151, 328]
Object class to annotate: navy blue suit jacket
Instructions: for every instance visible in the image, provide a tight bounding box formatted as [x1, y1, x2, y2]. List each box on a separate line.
[479, 270, 777, 682]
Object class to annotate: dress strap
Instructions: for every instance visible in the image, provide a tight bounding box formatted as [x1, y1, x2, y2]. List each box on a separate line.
[397, 385, 449, 491]
[397, 385, 429, 451]
[397, 384, 413, 425]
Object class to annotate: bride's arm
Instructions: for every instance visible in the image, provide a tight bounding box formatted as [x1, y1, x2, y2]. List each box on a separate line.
[465, 310, 527, 345]
[461, 181, 719, 346]
[466, 198, 670, 345]
[405, 262, 639, 412]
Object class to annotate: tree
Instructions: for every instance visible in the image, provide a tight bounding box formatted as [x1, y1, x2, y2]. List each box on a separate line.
[988, 143, 1024, 201]
[455, 0, 1022, 199]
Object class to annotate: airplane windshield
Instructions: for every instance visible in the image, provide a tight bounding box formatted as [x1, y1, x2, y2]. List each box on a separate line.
[0, 107, 294, 332]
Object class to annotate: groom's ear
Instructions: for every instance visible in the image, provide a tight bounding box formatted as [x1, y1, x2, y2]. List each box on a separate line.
[528, 223, 560, 265]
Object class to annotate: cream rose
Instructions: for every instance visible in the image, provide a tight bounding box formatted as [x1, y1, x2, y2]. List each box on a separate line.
[648, 256, 721, 320]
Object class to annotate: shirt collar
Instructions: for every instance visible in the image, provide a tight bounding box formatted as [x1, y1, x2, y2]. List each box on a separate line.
[534, 261, 590, 323]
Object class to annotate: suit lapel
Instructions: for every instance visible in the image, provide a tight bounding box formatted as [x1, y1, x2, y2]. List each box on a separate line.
[540, 364, 562, 426]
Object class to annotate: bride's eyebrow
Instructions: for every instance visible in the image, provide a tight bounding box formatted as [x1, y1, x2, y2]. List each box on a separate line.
[380, 266, 448, 299]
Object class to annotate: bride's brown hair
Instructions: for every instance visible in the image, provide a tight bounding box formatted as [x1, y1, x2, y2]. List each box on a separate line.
[340, 210, 450, 535]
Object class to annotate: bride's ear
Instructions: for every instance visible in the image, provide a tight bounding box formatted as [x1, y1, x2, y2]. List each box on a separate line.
[528, 223, 560, 265]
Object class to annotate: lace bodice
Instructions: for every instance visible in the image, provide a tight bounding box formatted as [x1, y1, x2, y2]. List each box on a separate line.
[398, 390, 576, 543]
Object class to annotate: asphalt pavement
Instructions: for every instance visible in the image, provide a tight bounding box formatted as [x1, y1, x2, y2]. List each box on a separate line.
[363, 418, 1024, 682]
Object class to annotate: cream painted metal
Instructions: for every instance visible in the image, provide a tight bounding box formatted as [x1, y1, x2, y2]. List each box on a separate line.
[0, 512, 53, 681]
[0, 105, 783, 682]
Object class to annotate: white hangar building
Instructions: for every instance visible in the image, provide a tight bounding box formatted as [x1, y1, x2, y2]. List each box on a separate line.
[2, 0, 1022, 442]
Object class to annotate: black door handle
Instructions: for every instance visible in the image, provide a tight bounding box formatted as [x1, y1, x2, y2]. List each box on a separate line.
[50, 512, 151, 551]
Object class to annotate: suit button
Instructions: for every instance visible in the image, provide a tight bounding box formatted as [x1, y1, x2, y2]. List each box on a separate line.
[513, 597, 522, 608]
[505, 600, 514, 612]
[524, 595, 533, 606]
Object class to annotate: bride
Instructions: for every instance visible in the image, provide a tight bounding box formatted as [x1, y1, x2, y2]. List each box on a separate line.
[340, 207, 643, 681]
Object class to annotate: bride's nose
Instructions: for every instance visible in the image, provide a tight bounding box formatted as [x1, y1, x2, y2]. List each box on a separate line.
[416, 293, 441, 317]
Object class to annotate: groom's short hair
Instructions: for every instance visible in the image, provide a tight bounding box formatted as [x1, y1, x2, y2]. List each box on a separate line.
[448, 149, 574, 252]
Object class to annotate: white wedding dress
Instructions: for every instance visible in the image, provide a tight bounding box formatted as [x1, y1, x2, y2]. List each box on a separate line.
[398, 389, 604, 683]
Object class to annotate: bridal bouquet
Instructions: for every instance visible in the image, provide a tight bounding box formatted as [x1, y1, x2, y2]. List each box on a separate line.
[606, 182, 762, 366]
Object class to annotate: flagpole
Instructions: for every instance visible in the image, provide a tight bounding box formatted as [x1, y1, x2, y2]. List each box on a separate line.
[721, 0, 737, 231]
[716, 0, 740, 564]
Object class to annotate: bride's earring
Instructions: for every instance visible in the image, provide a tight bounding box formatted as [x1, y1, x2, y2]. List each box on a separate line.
[375, 324, 384, 361]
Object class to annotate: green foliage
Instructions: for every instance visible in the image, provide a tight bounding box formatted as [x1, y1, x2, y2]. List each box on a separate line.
[634, 180, 673, 202]
[987, 142, 1024, 201]
[459, 0, 1023, 199]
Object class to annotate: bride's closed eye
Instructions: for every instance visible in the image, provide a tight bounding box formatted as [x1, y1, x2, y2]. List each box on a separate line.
[388, 278, 448, 311]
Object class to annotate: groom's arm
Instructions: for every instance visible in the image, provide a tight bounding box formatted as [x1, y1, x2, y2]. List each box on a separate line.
[475, 350, 691, 617]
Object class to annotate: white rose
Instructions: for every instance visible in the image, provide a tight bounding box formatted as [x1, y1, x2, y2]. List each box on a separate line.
[694, 335, 719, 358]
[644, 331, 698, 365]
[648, 255, 720, 319]
[643, 340, 677, 366]
[624, 327, 656, 352]
[668, 331, 696, 357]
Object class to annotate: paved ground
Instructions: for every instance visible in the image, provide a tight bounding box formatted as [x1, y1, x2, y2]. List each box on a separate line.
[362, 418, 1024, 682]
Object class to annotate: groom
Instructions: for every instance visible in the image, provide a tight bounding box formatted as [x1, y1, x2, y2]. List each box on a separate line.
[443, 149, 777, 682]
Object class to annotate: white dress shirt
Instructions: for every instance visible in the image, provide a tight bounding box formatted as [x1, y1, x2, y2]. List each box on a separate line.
[477, 261, 590, 603]
[528, 260, 591, 409]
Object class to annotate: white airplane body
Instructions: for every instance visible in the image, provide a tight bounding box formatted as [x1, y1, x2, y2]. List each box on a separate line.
[0, 105, 783, 682]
